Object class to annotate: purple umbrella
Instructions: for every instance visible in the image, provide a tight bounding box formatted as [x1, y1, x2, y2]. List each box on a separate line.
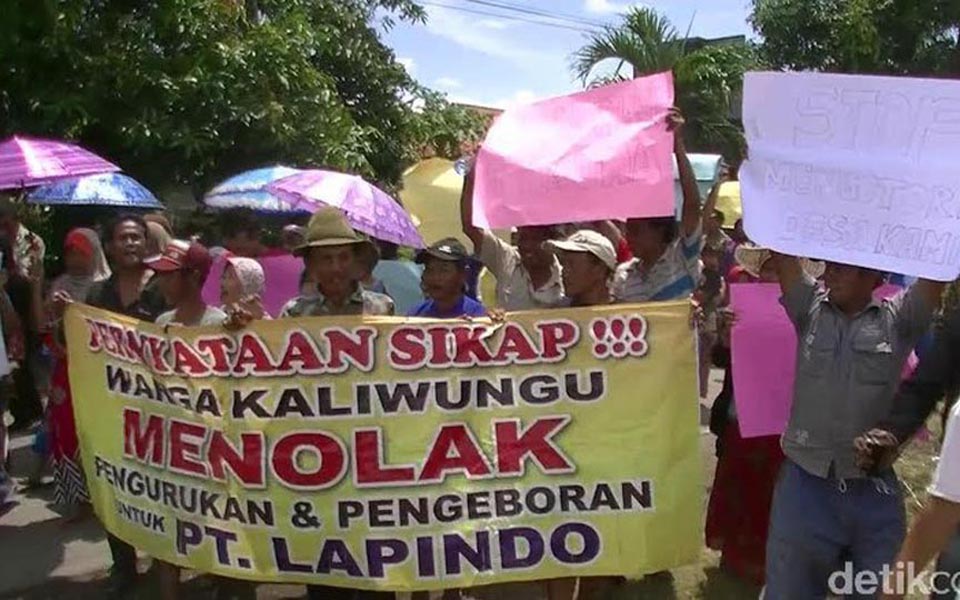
[0, 135, 121, 191]
[267, 169, 425, 248]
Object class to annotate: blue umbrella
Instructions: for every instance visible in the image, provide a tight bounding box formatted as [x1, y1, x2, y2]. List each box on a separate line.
[27, 173, 163, 208]
[203, 166, 304, 213]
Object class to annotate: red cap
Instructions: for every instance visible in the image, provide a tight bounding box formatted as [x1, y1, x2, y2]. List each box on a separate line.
[146, 240, 212, 278]
[64, 229, 94, 260]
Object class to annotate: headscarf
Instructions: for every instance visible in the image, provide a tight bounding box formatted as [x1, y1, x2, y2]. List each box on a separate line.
[52, 227, 111, 301]
[226, 257, 265, 297]
[146, 221, 172, 259]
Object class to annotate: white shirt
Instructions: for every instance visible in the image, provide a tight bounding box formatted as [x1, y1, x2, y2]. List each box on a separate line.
[931, 399, 960, 503]
[478, 231, 564, 311]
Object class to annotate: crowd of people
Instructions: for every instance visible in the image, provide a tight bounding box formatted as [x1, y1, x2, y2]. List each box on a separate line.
[0, 108, 958, 600]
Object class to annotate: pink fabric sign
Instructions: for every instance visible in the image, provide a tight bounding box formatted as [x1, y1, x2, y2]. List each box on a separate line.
[730, 283, 797, 438]
[730, 282, 908, 438]
[472, 72, 675, 228]
[202, 253, 303, 318]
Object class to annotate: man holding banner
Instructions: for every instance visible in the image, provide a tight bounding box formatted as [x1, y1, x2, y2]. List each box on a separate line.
[279, 207, 395, 600]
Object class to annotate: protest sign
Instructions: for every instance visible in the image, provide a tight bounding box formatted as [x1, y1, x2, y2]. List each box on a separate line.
[730, 283, 796, 438]
[66, 302, 701, 591]
[740, 71, 960, 281]
[473, 72, 675, 229]
[731, 282, 908, 438]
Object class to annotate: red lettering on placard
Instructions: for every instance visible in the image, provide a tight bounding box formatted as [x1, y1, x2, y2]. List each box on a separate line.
[169, 420, 208, 477]
[495, 416, 573, 475]
[123, 409, 165, 465]
[271, 432, 346, 489]
[276, 330, 324, 373]
[354, 428, 416, 486]
[420, 424, 491, 482]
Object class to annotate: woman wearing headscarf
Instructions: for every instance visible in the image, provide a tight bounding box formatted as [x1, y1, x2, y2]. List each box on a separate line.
[220, 256, 268, 320]
[46, 228, 110, 513]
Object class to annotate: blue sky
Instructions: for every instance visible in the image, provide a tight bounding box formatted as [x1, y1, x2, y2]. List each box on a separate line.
[385, 0, 752, 109]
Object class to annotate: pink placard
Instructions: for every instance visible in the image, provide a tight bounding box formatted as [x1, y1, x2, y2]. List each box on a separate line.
[730, 282, 907, 438]
[730, 283, 797, 438]
[472, 72, 676, 228]
[202, 253, 303, 318]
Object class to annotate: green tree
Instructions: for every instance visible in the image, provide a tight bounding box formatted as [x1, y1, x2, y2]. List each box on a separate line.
[750, 0, 960, 75]
[571, 7, 757, 158]
[0, 0, 486, 199]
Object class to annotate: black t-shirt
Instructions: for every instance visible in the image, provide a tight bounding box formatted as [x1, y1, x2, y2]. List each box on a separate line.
[86, 274, 167, 322]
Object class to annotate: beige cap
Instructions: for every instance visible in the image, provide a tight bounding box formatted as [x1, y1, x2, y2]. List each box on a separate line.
[548, 229, 617, 271]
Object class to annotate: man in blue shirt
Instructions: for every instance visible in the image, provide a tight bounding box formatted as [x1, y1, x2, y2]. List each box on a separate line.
[408, 238, 486, 318]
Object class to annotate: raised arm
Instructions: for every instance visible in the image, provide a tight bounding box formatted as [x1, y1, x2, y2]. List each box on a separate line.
[769, 252, 804, 298]
[670, 110, 702, 238]
[701, 178, 722, 232]
[459, 165, 483, 252]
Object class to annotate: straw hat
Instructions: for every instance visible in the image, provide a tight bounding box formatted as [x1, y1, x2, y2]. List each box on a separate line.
[295, 207, 367, 255]
[735, 244, 825, 279]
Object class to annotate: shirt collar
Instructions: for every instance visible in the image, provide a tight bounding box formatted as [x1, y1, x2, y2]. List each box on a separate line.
[315, 283, 365, 307]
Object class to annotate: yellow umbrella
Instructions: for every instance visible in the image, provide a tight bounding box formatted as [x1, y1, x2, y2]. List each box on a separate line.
[716, 181, 742, 225]
[400, 158, 507, 305]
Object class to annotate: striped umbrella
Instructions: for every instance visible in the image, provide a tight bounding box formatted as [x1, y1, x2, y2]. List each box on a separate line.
[28, 173, 163, 208]
[203, 166, 304, 212]
[0, 135, 120, 190]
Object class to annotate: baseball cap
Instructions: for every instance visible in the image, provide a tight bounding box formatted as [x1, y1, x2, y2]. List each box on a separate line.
[146, 240, 213, 278]
[416, 237, 470, 265]
[547, 230, 617, 271]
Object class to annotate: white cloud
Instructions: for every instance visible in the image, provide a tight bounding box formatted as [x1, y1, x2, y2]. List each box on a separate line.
[397, 57, 416, 76]
[497, 90, 540, 109]
[478, 18, 510, 30]
[422, 6, 560, 72]
[435, 77, 463, 90]
[583, 0, 637, 14]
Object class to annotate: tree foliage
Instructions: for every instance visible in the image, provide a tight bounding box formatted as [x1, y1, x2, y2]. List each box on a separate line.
[0, 0, 486, 198]
[750, 0, 960, 75]
[571, 6, 758, 158]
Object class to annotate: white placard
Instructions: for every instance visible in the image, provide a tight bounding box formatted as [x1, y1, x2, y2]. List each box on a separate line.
[740, 71, 960, 281]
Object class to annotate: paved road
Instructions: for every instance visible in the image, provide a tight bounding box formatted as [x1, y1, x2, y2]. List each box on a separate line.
[0, 371, 724, 599]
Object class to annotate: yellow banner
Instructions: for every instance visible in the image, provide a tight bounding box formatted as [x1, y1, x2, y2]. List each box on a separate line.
[66, 302, 702, 591]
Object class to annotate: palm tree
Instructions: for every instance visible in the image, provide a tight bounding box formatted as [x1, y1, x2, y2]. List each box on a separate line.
[571, 6, 755, 158]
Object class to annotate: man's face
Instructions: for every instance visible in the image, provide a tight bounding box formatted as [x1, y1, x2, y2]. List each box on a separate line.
[625, 219, 664, 258]
[157, 271, 186, 306]
[307, 245, 356, 298]
[516, 227, 551, 271]
[824, 262, 879, 308]
[109, 221, 147, 269]
[421, 258, 465, 302]
[559, 251, 607, 299]
[0, 214, 17, 242]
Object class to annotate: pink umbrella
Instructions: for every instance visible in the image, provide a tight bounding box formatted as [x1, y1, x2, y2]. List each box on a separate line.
[0, 135, 121, 191]
[267, 169, 425, 248]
